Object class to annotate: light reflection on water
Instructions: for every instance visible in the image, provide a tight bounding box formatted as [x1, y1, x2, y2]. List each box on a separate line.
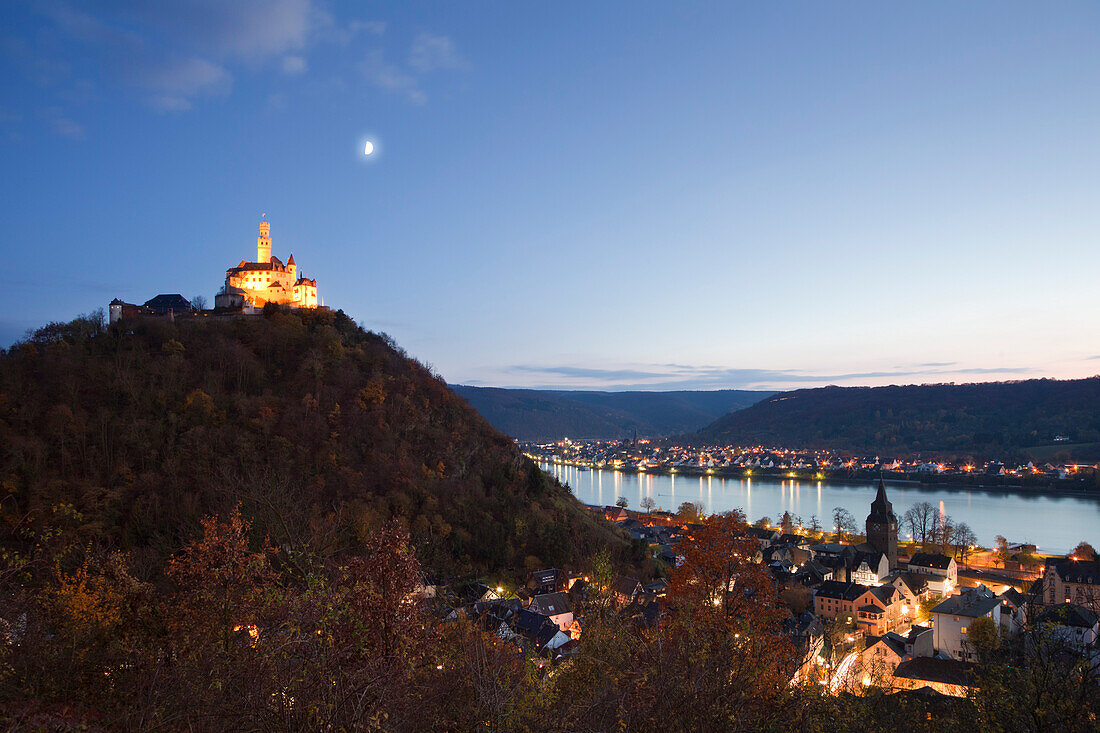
[538, 461, 1100, 555]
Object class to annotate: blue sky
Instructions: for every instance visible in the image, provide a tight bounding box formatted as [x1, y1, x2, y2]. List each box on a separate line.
[3, 1, 1100, 391]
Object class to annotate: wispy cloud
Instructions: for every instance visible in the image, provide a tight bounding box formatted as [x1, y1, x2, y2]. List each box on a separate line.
[281, 55, 307, 74]
[139, 57, 232, 111]
[360, 50, 426, 104]
[501, 363, 1033, 391]
[50, 116, 84, 138]
[8, 3, 467, 123]
[326, 18, 386, 45]
[359, 32, 467, 104]
[408, 32, 466, 73]
[23, 0, 312, 112]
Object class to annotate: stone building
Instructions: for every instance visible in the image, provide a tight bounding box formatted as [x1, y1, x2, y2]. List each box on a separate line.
[865, 477, 898, 570]
[215, 220, 318, 310]
[1043, 557, 1100, 609]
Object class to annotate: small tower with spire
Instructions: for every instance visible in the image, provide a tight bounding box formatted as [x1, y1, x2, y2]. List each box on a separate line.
[257, 220, 272, 263]
[866, 477, 898, 569]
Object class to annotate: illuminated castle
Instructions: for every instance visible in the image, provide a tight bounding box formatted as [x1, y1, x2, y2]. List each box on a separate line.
[215, 220, 318, 310]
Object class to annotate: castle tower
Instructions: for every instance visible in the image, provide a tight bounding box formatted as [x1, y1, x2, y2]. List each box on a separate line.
[257, 221, 271, 263]
[287, 253, 296, 279]
[866, 477, 898, 569]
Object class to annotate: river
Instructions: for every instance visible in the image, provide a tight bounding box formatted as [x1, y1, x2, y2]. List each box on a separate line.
[537, 461, 1099, 555]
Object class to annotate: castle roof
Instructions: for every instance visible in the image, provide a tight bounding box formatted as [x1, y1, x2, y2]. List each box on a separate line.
[143, 294, 194, 313]
[227, 256, 290, 275]
[230, 261, 276, 272]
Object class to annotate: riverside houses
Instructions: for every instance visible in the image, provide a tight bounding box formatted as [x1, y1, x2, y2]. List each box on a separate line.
[931, 586, 1001, 662]
[1043, 557, 1100, 608]
[813, 581, 905, 635]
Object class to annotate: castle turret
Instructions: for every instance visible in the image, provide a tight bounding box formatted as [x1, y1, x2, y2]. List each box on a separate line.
[866, 477, 898, 569]
[257, 221, 271, 263]
[287, 252, 296, 279]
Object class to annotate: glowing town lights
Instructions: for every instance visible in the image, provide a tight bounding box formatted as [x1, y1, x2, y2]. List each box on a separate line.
[233, 624, 260, 647]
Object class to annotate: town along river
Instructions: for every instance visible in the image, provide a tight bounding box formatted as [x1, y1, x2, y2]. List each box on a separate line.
[537, 461, 1099, 555]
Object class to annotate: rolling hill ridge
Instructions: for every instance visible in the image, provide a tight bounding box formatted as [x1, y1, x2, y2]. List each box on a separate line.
[452, 385, 771, 441]
[697, 378, 1100, 459]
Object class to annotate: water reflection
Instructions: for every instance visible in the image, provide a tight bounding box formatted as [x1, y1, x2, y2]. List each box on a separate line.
[539, 461, 1100, 554]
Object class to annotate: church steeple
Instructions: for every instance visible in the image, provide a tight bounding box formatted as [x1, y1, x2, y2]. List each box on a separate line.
[866, 475, 898, 569]
[869, 476, 893, 518]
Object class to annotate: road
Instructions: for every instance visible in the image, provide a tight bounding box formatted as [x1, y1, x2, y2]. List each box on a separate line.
[829, 651, 858, 695]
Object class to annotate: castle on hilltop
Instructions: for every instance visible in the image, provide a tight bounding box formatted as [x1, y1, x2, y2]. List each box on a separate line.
[214, 220, 318, 310]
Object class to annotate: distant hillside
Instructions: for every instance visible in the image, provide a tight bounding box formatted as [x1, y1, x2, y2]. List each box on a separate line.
[697, 378, 1100, 460]
[0, 309, 630, 576]
[452, 386, 771, 441]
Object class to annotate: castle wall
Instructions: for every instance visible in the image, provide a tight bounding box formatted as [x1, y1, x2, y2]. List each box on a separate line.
[223, 221, 319, 310]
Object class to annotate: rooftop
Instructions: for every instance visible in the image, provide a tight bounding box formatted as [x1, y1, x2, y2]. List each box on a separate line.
[893, 657, 977, 687]
[910, 552, 954, 570]
[932, 589, 1000, 618]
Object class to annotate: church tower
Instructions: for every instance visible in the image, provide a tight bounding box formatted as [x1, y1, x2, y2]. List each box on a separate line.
[866, 477, 898, 569]
[257, 220, 271, 263]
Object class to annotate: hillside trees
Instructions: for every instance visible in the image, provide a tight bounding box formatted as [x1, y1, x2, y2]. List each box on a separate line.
[1, 503, 522, 730]
[0, 309, 630, 578]
[518, 511, 797, 730]
[698, 378, 1100, 460]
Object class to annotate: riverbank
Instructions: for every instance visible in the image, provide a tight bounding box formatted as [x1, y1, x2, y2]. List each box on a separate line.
[539, 460, 1098, 553]
[533, 457, 1100, 498]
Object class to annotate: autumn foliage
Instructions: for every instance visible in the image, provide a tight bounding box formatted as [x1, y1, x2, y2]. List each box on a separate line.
[0, 308, 630, 579]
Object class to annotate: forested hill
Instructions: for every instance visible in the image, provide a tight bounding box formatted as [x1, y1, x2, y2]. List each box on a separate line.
[0, 309, 628, 577]
[696, 378, 1100, 459]
[452, 386, 770, 441]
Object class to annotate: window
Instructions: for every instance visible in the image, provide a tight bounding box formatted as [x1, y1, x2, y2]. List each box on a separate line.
[960, 626, 967, 634]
